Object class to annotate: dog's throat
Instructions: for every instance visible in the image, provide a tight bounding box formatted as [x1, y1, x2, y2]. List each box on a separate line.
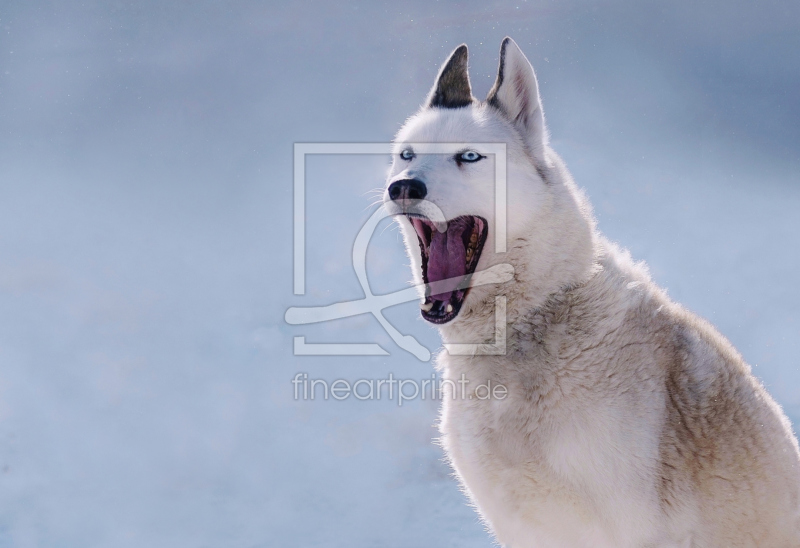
[427, 219, 470, 301]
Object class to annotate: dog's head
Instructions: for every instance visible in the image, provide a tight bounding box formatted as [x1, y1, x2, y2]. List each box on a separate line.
[384, 38, 590, 326]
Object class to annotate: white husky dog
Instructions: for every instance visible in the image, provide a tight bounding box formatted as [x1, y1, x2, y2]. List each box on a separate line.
[383, 38, 800, 547]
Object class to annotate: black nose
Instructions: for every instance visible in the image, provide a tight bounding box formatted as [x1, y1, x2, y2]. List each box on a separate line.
[388, 179, 427, 201]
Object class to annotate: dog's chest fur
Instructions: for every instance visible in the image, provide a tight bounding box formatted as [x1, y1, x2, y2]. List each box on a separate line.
[435, 244, 800, 546]
[437, 252, 698, 547]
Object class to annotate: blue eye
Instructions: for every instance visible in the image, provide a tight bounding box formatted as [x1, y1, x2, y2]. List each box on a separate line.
[458, 150, 483, 163]
[400, 149, 415, 161]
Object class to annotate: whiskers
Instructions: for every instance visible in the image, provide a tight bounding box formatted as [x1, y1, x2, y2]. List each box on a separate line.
[363, 186, 387, 211]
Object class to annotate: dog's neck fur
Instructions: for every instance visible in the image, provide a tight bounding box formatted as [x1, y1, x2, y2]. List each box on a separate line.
[437, 148, 598, 346]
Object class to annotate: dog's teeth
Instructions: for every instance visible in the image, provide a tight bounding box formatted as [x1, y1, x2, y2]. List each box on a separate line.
[470, 233, 478, 244]
[420, 301, 433, 312]
[446, 303, 453, 314]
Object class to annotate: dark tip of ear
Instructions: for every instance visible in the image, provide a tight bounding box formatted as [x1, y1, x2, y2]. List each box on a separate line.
[486, 38, 513, 109]
[428, 44, 474, 109]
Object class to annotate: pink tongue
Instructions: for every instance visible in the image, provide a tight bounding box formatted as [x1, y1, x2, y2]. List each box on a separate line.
[427, 219, 468, 302]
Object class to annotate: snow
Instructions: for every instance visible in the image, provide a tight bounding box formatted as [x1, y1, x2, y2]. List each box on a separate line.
[0, 1, 798, 546]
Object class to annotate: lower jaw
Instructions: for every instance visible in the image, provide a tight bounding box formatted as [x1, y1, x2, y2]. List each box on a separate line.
[420, 290, 466, 324]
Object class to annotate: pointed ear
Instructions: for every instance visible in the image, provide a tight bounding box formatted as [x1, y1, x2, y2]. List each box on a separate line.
[487, 38, 548, 162]
[427, 44, 474, 109]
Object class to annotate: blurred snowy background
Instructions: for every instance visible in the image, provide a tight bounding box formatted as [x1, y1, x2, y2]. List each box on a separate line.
[0, 1, 799, 546]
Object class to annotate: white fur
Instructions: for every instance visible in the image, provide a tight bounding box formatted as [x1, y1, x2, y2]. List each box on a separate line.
[384, 39, 800, 547]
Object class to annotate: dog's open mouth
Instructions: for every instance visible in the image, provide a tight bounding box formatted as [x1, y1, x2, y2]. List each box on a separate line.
[409, 215, 488, 324]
